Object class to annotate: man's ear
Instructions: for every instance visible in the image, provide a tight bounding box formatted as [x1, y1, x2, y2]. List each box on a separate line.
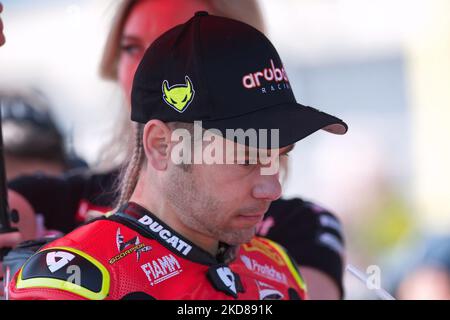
[142, 120, 172, 171]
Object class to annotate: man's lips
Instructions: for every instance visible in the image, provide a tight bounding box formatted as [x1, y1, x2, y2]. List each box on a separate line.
[235, 206, 270, 224]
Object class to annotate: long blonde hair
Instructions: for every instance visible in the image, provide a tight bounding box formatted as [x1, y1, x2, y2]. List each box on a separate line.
[99, 0, 266, 81]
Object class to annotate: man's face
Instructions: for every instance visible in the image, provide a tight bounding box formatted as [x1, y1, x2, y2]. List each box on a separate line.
[162, 135, 292, 245]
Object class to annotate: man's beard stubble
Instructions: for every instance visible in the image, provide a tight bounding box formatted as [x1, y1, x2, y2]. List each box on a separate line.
[164, 164, 256, 246]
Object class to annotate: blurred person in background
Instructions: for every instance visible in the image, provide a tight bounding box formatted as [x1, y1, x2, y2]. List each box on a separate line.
[395, 235, 450, 300]
[0, 90, 86, 180]
[0, 6, 61, 294]
[0, 89, 87, 238]
[0, 90, 89, 292]
[0, 0, 23, 265]
[0, 1, 20, 250]
[2, 0, 345, 299]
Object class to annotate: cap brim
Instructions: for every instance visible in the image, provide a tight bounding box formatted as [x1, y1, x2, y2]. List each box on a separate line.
[201, 103, 348, 148]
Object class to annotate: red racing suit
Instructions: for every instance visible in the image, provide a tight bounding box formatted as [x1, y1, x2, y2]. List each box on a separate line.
[8, 202, 307, 300]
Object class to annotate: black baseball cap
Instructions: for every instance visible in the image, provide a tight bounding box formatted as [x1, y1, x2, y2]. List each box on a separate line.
[131, 11, 348, 148]
[1, 91, 88, 169]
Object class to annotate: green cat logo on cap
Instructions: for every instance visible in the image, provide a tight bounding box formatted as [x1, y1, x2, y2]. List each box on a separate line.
[162, 76, 195, 113]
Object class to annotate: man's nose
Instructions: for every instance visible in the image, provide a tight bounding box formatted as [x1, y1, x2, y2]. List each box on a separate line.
[252, 175, 282, 201]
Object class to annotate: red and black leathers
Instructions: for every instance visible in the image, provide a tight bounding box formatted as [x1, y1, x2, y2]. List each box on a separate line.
[9, 202, 307, 300]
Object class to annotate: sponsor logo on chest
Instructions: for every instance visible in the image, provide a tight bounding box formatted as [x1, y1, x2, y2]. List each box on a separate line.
[109, 228, 152, 265]
[241, 255, 288, 285]
[242, 239, 285, 266]
[255, 280, 285, 300]
[141, 254, 183, 286]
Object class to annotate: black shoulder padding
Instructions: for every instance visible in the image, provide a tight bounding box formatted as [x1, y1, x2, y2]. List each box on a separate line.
[17, 247, 110, 300]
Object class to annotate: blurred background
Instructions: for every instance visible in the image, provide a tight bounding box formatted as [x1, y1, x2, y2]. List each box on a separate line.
[1, 0, 449, 299]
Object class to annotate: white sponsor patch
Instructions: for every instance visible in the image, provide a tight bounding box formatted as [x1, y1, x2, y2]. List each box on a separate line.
[138, 215, 192, 255]
[141, 254, 183, 286]
[319, 215, 342, 234]
[318, 232, 344, 255]
[255, 280, 284, 300]
[216, 267, 237, 295]
[240, 255, 288, 285]
[46, 251, 75, 273]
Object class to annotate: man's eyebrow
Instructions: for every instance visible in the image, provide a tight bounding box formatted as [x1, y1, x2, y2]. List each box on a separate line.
[244, 144, 295, 158]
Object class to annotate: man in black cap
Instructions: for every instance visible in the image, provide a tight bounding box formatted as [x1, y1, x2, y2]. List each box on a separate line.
[9, 12, 346, 300]
[0, 91, 69, 180]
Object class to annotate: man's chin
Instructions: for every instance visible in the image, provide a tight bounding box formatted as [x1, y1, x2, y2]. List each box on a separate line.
[219, 227, 256, 246]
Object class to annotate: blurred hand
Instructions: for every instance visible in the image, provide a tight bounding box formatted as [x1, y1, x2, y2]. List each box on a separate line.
[0, 191, 38, 255]
[0, 232, 23, 249]
[0, 232, 23, 294]
[0, 189, 37, 298]
[0, 2, 5, 46]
